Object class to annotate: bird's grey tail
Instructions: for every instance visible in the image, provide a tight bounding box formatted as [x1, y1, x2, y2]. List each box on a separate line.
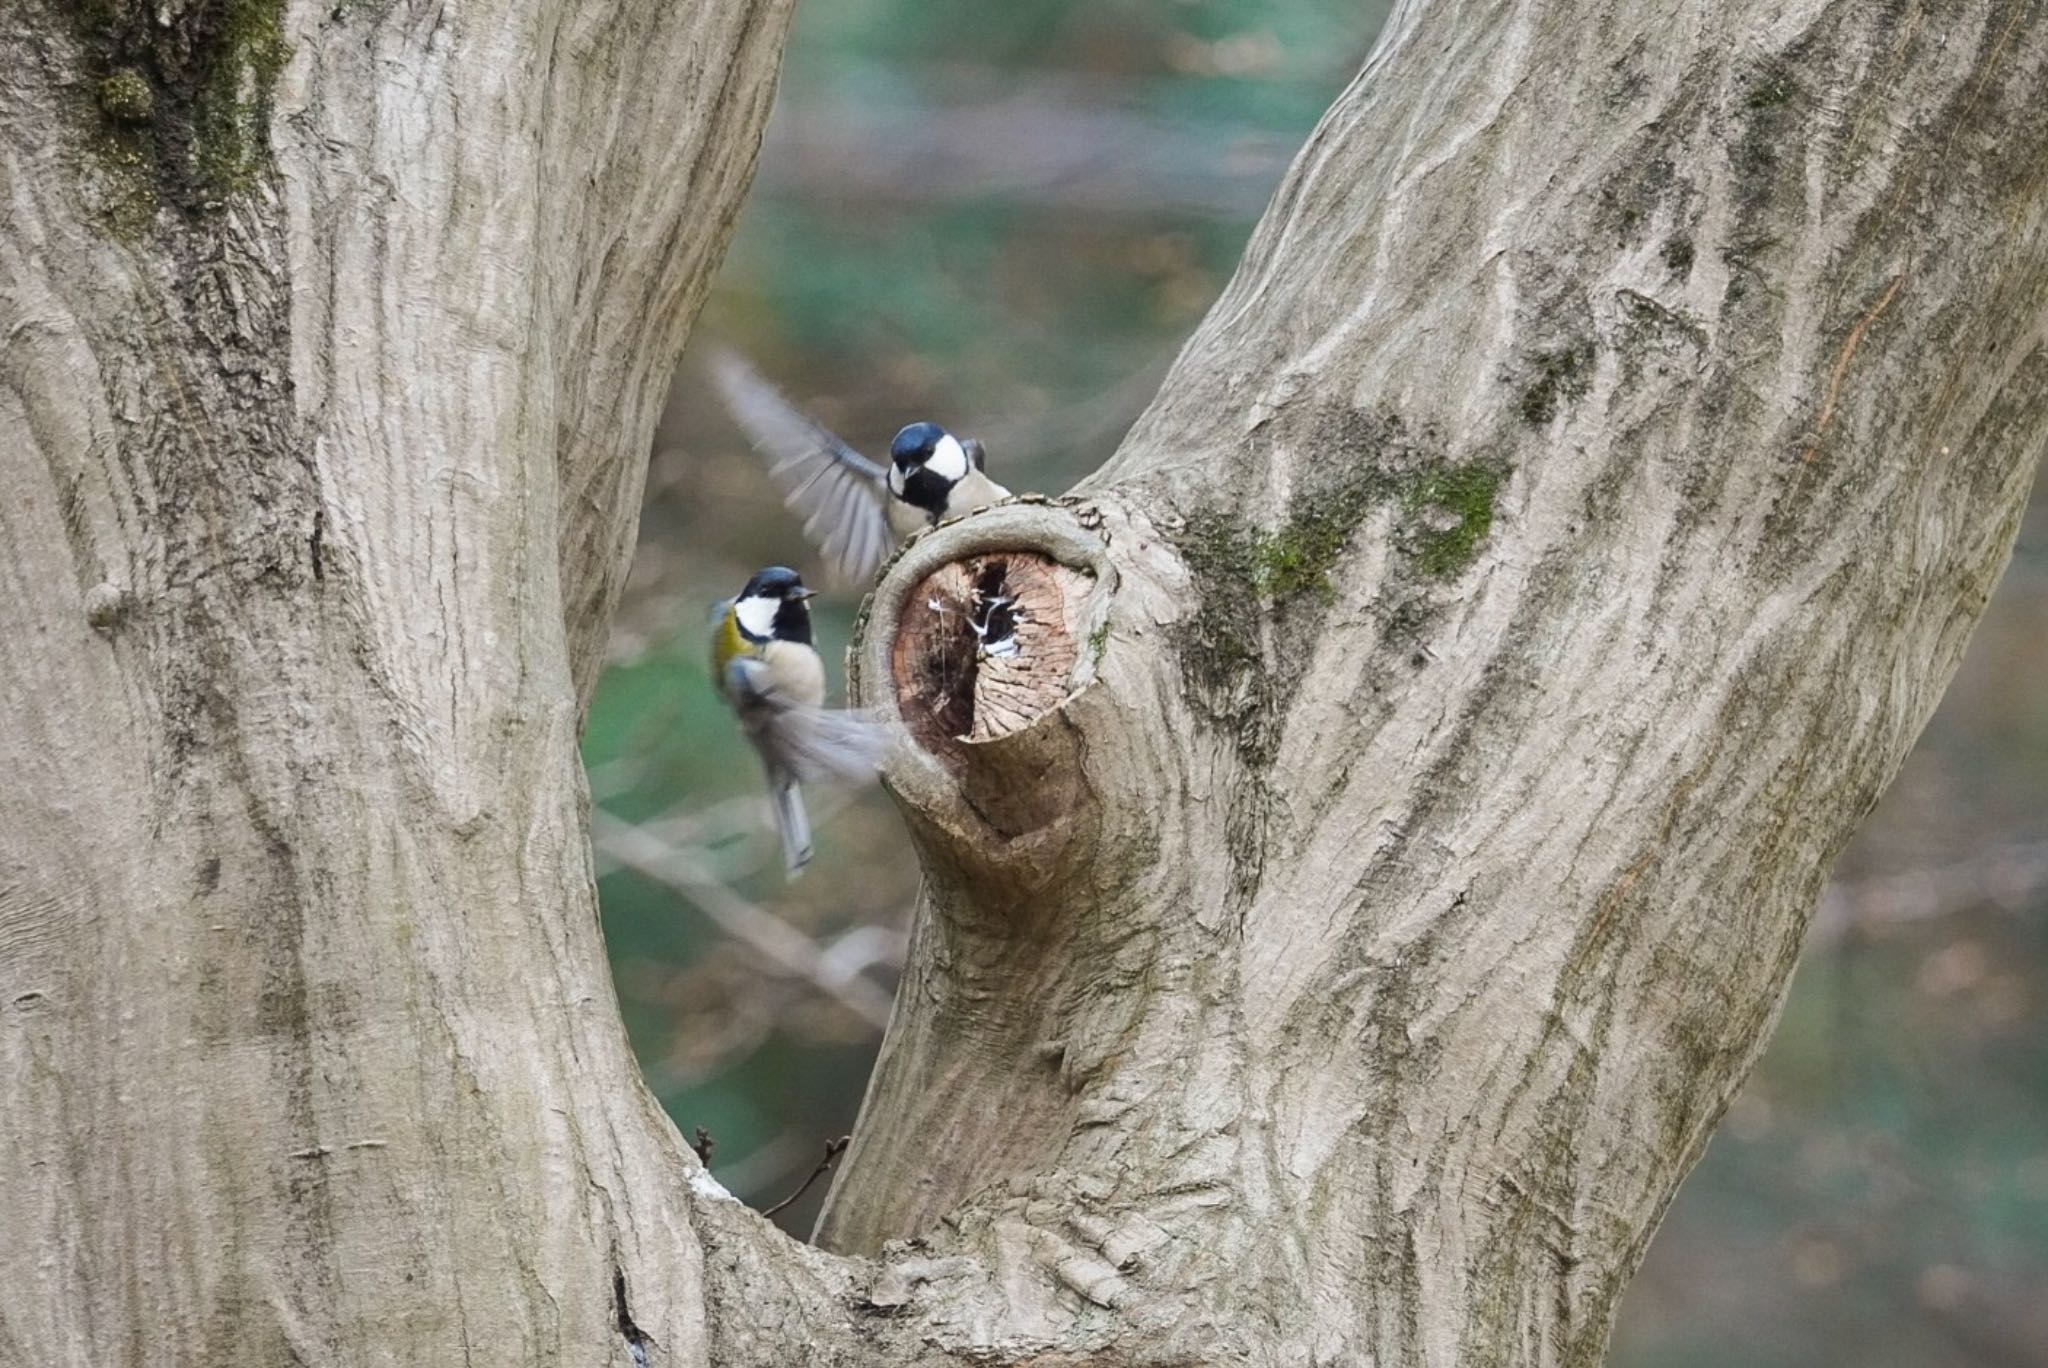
[769, 770, 813, 880]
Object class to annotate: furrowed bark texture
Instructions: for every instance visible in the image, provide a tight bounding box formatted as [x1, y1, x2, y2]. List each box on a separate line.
[3, 1, 2044, 1368]
[814, 1, 2048, 1364]
[0, 0, 791, 1362]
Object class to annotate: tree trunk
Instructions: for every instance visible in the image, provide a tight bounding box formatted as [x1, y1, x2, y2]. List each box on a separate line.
[0, 0, 793, 1361]
[4, 2, 2043, 1367]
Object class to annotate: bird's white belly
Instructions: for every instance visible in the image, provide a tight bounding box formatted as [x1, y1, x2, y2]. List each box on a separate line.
[759, 639, 827, 709]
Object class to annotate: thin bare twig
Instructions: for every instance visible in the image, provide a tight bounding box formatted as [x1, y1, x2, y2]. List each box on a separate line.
[706, 1132, 813, 1203]
[760, 1136, 850, 1219]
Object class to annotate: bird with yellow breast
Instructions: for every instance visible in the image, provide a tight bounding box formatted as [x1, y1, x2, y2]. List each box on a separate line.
[711, 565, 889, 878]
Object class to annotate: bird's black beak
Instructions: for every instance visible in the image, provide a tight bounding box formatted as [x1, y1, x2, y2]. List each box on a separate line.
[792, 587, 817, 601]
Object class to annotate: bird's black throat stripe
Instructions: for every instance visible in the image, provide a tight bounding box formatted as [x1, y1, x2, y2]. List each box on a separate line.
[898, 465, 953, 520]
[774, 598, 814, 644]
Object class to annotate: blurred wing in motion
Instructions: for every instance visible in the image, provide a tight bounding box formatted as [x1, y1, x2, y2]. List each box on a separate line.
[709, 351, 895, 586]
[724, 655, 890, 879]
[769, 704, 893, 785]
[733, 659, 892, 786]
[723, 657, 891, 784]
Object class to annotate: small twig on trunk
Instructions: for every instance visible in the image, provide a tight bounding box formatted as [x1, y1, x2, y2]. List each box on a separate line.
[760, 1137, 850, 1219]
[692, 1127, 715, 1167]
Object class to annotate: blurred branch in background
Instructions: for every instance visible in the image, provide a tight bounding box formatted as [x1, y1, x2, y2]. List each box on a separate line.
[592, 811, 902, 1031]
[1815, 838, 2048, 946]
[760, 67, 1302, 218]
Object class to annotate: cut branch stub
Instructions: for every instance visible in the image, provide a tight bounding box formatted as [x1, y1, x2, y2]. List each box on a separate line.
[890, 551, 1092, 760]
[855, 501, 1117, 877]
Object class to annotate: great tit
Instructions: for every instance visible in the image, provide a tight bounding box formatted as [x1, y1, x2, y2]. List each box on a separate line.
[712, 566, 889, 878]
[710, 351, 1013, 585]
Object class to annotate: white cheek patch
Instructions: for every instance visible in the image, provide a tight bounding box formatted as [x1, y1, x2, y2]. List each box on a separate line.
[734, 594, 781, 639]
[888, 464, 906, 496]
[925, 433, 969, 483]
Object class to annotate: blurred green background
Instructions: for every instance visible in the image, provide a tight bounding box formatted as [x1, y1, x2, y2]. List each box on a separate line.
[588, 3, 2048, 1362]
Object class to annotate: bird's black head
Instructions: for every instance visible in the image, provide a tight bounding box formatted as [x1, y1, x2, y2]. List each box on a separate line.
[734, 566, 815, 643]
[739, 565, 809, 601]
[888, 421, 973, 516]
[889, 421, 946, 470]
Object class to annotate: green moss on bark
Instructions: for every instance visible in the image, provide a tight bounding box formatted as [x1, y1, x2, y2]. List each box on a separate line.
[1172, 410, 1512, 764]
[65, 0, 292, 207]
[1252, 490, 1372, 602]
[191, 0, 291, 194]
[1404, 461, 1507, 580]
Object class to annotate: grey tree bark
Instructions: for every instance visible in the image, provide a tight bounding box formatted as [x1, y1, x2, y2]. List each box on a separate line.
[3, 2, 2043, 1368]
[0, 0, 794, 1361]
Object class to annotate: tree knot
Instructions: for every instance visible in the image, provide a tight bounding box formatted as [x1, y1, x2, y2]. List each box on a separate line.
[855, 502, 1117, 885]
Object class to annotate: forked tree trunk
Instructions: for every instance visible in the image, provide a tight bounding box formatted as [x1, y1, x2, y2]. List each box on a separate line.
[3, 1, 2043, 1366]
